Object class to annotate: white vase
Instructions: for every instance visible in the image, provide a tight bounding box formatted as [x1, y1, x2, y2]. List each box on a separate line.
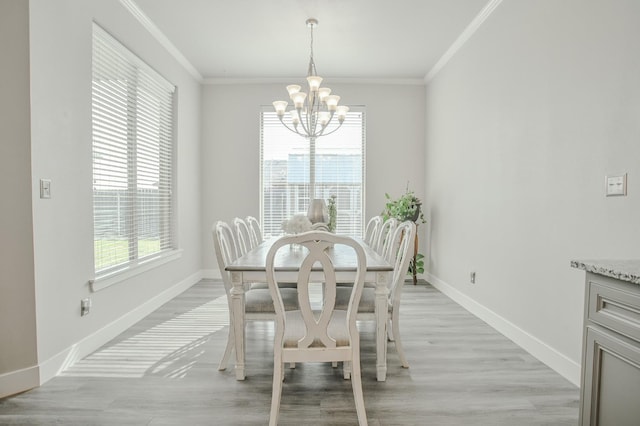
[307, 199, 328, 224]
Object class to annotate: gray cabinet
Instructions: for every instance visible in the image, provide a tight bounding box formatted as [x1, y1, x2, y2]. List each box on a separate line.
[579, 273, 640, 426]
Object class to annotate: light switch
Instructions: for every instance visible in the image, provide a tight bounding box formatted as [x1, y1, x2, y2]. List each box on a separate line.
[605, 174, 627, 197]
[40, 179, 51, 199]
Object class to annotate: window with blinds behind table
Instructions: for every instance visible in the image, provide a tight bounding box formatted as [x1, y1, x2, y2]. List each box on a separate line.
[92, 23, 176, 277]
[260, 109, 365, 238]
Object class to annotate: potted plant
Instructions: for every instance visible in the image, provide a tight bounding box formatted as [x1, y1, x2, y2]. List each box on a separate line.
[381, 189, 425, 224]
[327, 195, 337, 232]
[381, 187, 426, 285]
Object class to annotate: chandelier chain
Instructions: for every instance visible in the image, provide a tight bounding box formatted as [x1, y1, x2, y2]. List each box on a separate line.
[307, 22, 317, 77]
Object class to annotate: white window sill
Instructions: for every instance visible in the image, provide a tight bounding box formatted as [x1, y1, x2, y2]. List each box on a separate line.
[89, 249, 184, 292]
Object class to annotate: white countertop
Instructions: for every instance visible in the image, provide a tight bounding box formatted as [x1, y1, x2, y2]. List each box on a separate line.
[571, 259, 640, 285]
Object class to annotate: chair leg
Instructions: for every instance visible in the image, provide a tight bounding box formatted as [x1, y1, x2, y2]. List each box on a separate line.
[350, 355, 368, 426]
[392, 311, 409, 368]
[218, 324, 234, 371]
[270, 360, 283, 426]
[343, 360, 351, 380]
[387, 318, 394, 342]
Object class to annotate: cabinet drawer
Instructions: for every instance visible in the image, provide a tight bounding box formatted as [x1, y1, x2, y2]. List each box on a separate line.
[588, 278, 640, 343]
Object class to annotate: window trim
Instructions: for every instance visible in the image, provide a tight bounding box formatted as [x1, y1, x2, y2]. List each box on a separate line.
[91, 23, 178, 287]
[259, 106, 366, 238]
[89, 249, 183, 292]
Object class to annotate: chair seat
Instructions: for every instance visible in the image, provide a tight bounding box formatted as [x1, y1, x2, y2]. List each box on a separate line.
[245, 288, 298, 313]
[335, 287, 390, 313]
[283, 310, 351, 348]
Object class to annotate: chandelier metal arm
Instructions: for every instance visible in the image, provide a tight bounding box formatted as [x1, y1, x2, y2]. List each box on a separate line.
[276, 115, 306, 137]
[316, 120, 344, 137]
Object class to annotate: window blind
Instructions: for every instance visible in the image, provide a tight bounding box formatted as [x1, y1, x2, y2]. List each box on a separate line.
[92, 23, 176, 277]
[260, 109, 365, 238]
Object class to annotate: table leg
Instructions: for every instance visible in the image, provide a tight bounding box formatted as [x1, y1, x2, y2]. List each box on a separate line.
[375, 271, 389, 381]
[230, 271, 246, 380]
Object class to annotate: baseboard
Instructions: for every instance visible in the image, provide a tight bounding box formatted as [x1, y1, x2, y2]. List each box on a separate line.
[425, 272, 581, 387]
[0, 365, 40, 399]
[37, 270, 203, 385]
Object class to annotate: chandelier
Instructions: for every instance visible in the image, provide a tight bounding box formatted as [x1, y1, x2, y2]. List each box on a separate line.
[272, 18, 349, 139]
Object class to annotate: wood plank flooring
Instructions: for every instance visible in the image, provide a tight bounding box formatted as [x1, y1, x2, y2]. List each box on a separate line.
[0, 280, 579, 425]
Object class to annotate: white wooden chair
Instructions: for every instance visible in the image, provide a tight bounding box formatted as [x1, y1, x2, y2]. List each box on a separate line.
[233, 217, 255, 256]
[245, 215, 263, 247]
[374, 217, 398, 255]
[336, 221, 416, 368]
[265, 231, 368, 426]
[212, 221, 299, 372]
[363, 216, 382, 246]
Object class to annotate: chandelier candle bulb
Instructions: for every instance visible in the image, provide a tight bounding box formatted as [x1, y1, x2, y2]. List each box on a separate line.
[273, 101, 288, 116]
[286, 85, 301, 96]
[336, 105, 349, 120]
[318, 112, 330, 126]
[307, 76, 323, 91]
[318, 87, 331, 101]
[292, 92, 307, 108]
[325, 95, 340, 111]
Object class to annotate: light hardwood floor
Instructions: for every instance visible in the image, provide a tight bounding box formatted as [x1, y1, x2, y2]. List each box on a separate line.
[0, 280, 579, 425]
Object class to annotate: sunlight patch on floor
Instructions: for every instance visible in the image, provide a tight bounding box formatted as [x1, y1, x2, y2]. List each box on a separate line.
[60, 295, 229, 379]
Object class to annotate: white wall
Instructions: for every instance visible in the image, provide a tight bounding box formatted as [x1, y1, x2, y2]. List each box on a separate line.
[424, 0, 640, 385]
[22, 0, 202, 389]
[200, 83, 426, 274]
[0, 0, 39, 397]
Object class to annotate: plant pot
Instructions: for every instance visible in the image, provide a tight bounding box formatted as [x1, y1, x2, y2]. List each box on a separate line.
[406, 203, 421, 223]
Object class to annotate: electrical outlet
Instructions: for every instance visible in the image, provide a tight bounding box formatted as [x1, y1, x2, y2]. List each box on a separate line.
[605, 173, 627, 196]
[470, 272, 476, 284]
[40, 179, 51, 199]
[81, 298, 92, 316]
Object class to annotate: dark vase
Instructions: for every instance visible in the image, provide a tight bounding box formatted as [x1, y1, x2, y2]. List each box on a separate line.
[406, 202, 421, 222]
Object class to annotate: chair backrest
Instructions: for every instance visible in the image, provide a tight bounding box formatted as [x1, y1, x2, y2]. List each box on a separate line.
[375, 218, 398, 254]
[212, 221, 239, 296]
[387, 221, 416, 308]
[245, 216, 263, 246]
[363, 216, 383, 246]
[380, 219, 403, 263]
[266, 231, 367, 352]
[233, 217, 254, 255]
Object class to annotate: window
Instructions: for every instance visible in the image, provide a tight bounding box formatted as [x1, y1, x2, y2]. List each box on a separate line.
[260, 109, 365, 238]
[92, 24, 176, 278]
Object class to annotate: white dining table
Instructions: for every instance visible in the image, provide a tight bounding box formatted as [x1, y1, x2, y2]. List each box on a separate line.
[225, 237, 393, 382]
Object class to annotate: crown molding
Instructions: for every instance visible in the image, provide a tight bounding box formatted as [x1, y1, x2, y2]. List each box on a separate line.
[120, 0, 203, 82]
[424, 0, 503, 83]
[202, 77, 425, 86]
[122, 0, 500, 87]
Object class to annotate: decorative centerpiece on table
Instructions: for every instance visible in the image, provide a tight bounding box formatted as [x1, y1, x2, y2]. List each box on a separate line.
[327, 195, 337, 232]
[381, 185, 426, 285]
[306, 199, 331, 232]
[282, 214, 313, 235]
[282, 214, 313, 250]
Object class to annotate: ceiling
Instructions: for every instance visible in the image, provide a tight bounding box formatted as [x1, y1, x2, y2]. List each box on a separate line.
[132, 0, 490, 81]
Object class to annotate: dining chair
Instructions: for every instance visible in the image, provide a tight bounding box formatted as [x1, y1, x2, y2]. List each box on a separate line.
[374, 217, 398, 255]
[212, 221, 299, 372]
[363, 215, 382, 246]
[265, 231, 369, 426]
[245, 215, 263, 247]
[233, 217, 255, 256]
[336, 220, 416, 368]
